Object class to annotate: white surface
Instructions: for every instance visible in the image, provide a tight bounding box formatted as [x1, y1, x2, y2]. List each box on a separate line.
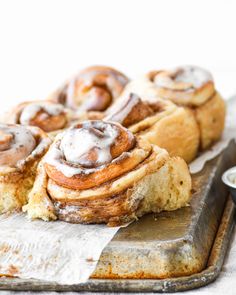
[0, 0, 236, 112]
[0, 0, 236, 293]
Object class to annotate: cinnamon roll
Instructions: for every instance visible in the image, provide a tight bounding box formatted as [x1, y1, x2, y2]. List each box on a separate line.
[23, 120, 191, 226]
[50, 66, 129, 116]
[1, 100, 73, 137]
[145, 66, 226, 149]
[105, 90, 200, 163]
[0, 124, 51, 214]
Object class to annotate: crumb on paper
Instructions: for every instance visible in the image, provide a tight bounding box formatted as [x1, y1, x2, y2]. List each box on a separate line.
[7, 264, 19, 276]
[86, 257, 95, 263]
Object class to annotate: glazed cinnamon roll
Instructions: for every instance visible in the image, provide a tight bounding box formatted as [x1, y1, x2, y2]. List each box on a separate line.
[50, 66, 129, 116]
[105, 91, 200, 163]
[23, 120, 191, 226]
[0, 124, 51, 214]
[1, 100, 74, 137]
[145, 66, 226, 149]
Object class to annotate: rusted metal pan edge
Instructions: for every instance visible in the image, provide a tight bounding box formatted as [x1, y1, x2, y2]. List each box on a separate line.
[0, 197, 234, 293]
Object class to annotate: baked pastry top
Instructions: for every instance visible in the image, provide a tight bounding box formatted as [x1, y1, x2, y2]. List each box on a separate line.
[0, 124, 51, 213]
[120, 65, 226, 151]
[147, 66, 226, 149]
[1, 100, 73, 133]
[23, 120, 192, 226]
[0, 64, 226, 225]
[105, 92, 200, 163]
[50, 65, 129, 113]
[147, 65, 215, 106]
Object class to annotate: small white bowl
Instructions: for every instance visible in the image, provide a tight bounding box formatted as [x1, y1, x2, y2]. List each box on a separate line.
[222, 166, 236, 204]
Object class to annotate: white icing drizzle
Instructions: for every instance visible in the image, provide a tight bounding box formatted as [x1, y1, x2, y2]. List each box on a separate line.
[44, 140, 84, 177]
[60, 123, 118, 167]
[44, 141, 133, 178]
[105, 93, 140, 124]
[175, 66, 213, 87]
[154, 66, 213, 89]
[44, 121, 123, 177]
[75, 88, 104, 112]
[0, 124, 36, 167]
[20, 102, 64, 125]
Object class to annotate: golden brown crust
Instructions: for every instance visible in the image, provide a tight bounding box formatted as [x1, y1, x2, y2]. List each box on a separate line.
[147, 66, 215, 106]
[133, 107, 200, 163]
[120, 66, 225, 157]
[45, 121, 151, 190]
[146, 66, 226, 150]
[23, 162, 57, 221]
[1, 100, 70, 133]
[194, 92, 226, 149]
[27, 110, 66, 132]
[0, 124, 52, 213]
[50, 65, 129, 112]
[153, 80, 215, 107]
[0, 124, 51, 172]
[24, 147, 191, 226]
[52, 187, 138, 225]
[106, 84, 200, 163]
[24, 121, 192, 226]
[105, 93, 154, 127]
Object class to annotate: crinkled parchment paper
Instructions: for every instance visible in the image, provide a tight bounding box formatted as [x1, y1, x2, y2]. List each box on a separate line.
[190, 96, 236, 173]
[0, 97, 235, 285]
[0, 213, 119, 284]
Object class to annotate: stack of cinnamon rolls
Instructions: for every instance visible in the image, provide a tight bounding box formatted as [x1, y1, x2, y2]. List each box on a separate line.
[0, 65, 226, 226]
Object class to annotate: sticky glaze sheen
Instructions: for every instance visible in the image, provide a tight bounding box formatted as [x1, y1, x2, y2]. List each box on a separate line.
[105, 93, 140, 124]
[154, 66, 213, 90]
[60, 123, 118, 167]
[20, 102, 64, 125]
[44, 121, 136, 178]
[0, 124, 36, 167]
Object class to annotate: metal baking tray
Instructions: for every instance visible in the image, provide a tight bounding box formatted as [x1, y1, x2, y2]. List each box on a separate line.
[0, 141, 235, 292]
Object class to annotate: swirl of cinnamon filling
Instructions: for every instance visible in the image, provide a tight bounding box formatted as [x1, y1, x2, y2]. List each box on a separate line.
[0, 124, 51, 170]
[104, 93, 168, 128]
[44, 120, 151, 190]
[14, 101, 67, 132]
[52, 66, 129, 112]
[148, 65, 215, 106]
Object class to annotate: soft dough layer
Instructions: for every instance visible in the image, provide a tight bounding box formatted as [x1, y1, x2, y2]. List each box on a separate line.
[0, 125, 51, 214]
[0, 166, 36, 213]
[137, 156, 191, 215]
[50, 65, 129, 113]
[120, 66, 226, 157]
[23, 146, 191, 226]
[129, 106, 200, 163]
[194, 92, 226, 149]
[142, 66, 226, 151]
[0, 100, 75, 139]
[106, 81, 200, 163]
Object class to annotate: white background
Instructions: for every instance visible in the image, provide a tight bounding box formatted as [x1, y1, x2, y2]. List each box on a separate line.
[0, 0, 235, 111]
[0, 2, 236, 294]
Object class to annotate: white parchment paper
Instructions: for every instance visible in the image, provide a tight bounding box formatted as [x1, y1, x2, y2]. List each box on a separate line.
[0, 97, 235, 285]
[189, 96, 236, 173]
[0, 213, 119, 284]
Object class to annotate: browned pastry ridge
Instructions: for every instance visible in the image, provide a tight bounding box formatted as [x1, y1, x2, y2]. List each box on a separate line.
[1, 100, 71, 134]
[23, 120, 192, 226]
[50, 66, 129, 117]
[105, 89, 200, 163]
[0, 124, 51, 213]
[145, 65, 226, 149]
